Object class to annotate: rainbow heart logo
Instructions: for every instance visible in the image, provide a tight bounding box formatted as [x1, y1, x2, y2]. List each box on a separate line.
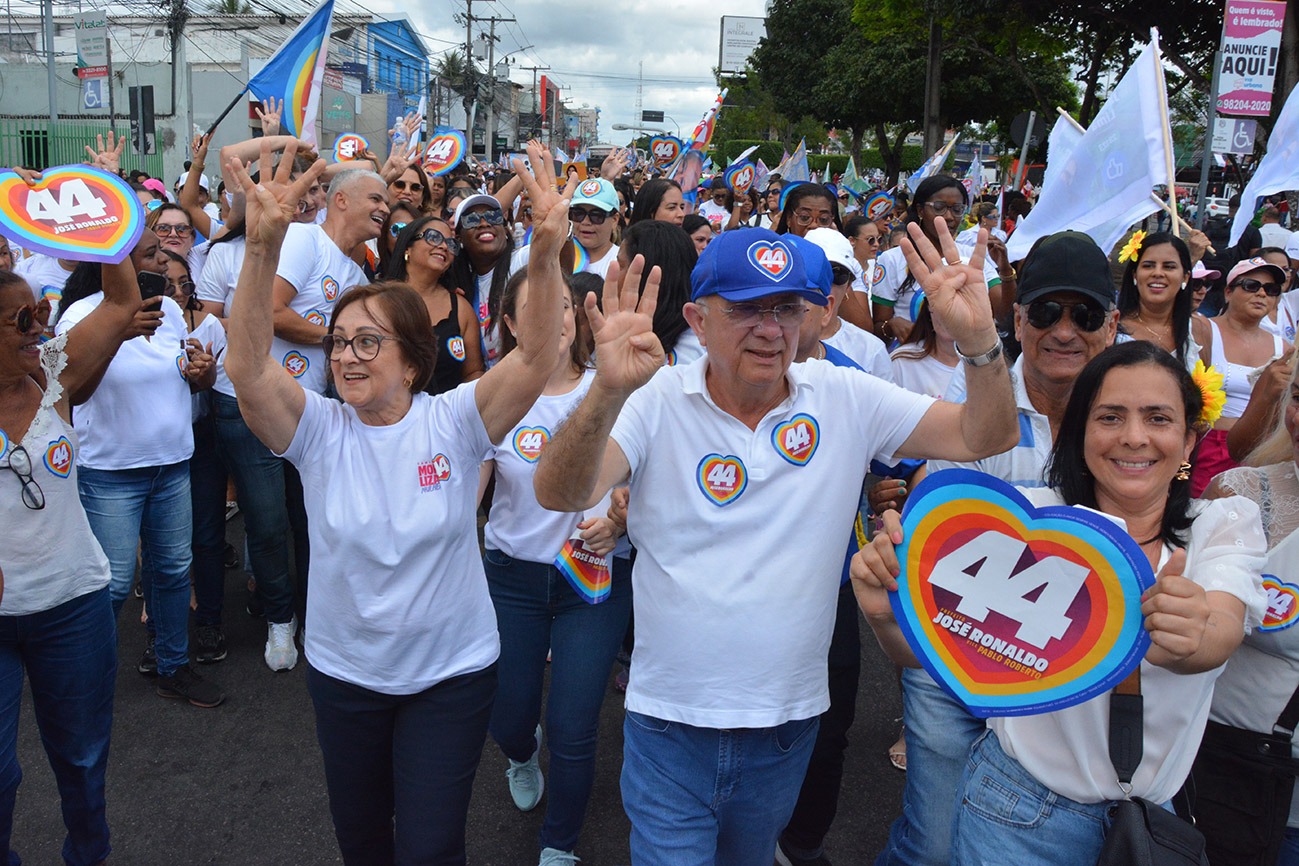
[724, 161, 755, 196]
[333, 134, 370, 163]
[446, 335, 466, 362]
[772, 413, 819, 466]
[648, 136, 682, 167]
[0, 429, 10, 461]
[43, 436, 73, 478]
[891, 469, 1153, 718]
[512, 426, 550, 463]
[865, 191, 894, 222]
[1261, 576, 1299, 632]
[0, 165, 143, 264]
[747, 240, 792, 281]
[282, 351, 309, 378]
[696, 454, 747, 506]
[423, 130, 467, 176]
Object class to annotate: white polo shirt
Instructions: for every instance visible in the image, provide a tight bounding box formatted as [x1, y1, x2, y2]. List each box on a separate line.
[609, 355, 935, 728]
[272, 223, 367, 395]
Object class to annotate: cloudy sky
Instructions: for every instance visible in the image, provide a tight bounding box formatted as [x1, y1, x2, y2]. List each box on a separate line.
[386, 0, 769, 141]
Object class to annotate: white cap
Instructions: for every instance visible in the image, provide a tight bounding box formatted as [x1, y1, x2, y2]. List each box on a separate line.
[176, 171, 209, 192]
[1285, 232, 1299, 262]
[803, 227, 855, 270]
[452, 194, 501, 228]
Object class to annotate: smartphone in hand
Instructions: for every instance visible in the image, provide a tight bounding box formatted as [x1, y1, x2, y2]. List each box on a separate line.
[138, 271, 169, 301]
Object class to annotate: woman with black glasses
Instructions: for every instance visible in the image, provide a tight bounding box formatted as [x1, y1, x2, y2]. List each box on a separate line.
[387, 214, 485, 394]
[1189, 257, 1292, 495]
[870, 176, 1010, 343]
[0, 238, 141, 865]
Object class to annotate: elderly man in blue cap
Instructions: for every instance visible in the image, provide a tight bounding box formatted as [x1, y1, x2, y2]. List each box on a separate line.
[534, 223, 1017, 866]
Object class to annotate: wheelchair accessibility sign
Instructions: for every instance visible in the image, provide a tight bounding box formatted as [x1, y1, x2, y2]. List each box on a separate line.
[82, 77, 106, 111]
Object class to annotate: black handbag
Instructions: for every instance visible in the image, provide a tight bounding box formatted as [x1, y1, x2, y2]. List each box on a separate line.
[1096, 669, 1210, 866]
[1185, 684, 1299, 866]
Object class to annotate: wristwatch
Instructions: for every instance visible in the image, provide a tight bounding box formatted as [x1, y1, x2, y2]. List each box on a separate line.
[956, 340, 1004, 367]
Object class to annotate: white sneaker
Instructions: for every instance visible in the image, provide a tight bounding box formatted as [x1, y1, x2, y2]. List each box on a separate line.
[538, 848, 578, 865]
[264, 617, 299, 671]
[506, 724, 544, 811]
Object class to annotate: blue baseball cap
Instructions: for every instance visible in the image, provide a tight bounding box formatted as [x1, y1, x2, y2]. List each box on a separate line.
[784, 234, 833, 298]
[690, 228, 827, 306]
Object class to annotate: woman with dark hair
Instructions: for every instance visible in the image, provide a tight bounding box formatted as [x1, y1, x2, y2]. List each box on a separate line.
[757, 182, 783, 229]
[387, 214, 485, 393]
[55, 231, 224, 707]
[630, 178, 685, 226]
[388, 163, 432, 215]
[616, 220, 698, 366]
[448, 193, 516, 369]
[480, 268, 630, 866]
[871, 175, 1011, 343]
[224, 140, 586, 864]
[1117, 231, 1197, 369]
[368, 201, 419, 281]
[775, 183, 841, 237]
[889, 299, 960, 399]
[955, 202, 1005, 245]
[427, 173, 448, 219]
[681, 214, 713, 255]
[855, 340, 1266, 863]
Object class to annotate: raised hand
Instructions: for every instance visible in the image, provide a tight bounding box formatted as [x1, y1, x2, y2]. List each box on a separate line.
[586, 254, 665, 396]
[600, 146, 630, 180]
[898, 220, 997, 354]
[191, 131, 212, 164]
[227, 139, 325, 249]
[513, 139, 578, 232]
[255, 98, 284, 136]
[84, 131, 124, 175]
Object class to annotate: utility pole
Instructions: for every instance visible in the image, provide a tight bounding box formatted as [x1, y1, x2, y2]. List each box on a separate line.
[479, 15, 513, 165]
[43, 0, 56, 123]
[922, 14, 943, 159]
[461, 0, 474, 143]
[521, 63, 549, 141]
[1196, 51, 1223, 230]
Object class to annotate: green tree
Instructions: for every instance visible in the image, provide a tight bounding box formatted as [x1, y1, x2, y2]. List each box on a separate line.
[207, 0, 252, 13]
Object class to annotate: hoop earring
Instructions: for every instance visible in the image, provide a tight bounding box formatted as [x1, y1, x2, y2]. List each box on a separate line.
[402, 376, 413, 390]
[1175, 461, 1191, 482]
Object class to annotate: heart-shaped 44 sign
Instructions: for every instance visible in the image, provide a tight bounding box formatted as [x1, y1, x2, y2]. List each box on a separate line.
[724, 161, 756, 196]
[0, 166, 144, 264]
[648, 136, 683, 168]
[891, 469, 1154, 718]
[423, 130, 467, 176]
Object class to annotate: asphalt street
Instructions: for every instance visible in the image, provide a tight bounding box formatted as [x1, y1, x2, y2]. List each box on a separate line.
[11, 514, 907, 865]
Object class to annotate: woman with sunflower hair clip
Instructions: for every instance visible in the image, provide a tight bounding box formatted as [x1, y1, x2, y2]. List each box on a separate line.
[1191, 355, 1299, 866]
[1116, 230, 1203, 371]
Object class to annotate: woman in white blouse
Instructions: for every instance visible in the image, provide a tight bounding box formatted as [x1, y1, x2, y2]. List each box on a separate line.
[854, 340, 1266, 863]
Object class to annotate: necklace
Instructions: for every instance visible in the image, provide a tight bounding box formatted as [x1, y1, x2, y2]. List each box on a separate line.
[1132, 310, 1173, 348]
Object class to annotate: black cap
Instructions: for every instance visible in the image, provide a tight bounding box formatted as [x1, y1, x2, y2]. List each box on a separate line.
[1016, 231, 1116, 309]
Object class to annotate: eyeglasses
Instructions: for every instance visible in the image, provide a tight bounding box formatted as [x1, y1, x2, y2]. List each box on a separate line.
[3, 444, 45, 510]
[1231, 278, 1282, 297]
[418, 228, 461, 254]
[458, 210, 504, 230]
[922, 201, 967, 218]
[448, 187, 475, 200]
[792, 210, 835, 228]
[1025, 299, 1110, 332]
[714, 301, 807, 328]
[830, 264, 854, 286]
[171, 279, 196, 297]
[321, 333, 401, 361]
[569, 207, 610, 226]
[154, 224, 193, 237]
[860, 235, 881, 247]
[388, 221, 409, 238]
[10, 299, 50, 335]
[391, 180, 424, 193]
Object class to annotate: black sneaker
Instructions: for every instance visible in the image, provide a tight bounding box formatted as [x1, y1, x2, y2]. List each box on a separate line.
[245, 580, 263, 618]
[194, 625, 227, 664]
[775, 840, 833, 866]
[156, 664, 225, 708]
[136, 634, 157, 677]
[223, 542, 239, 570]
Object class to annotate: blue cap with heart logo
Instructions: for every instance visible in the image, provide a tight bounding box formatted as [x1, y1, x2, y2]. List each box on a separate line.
[690, 228, 826, 306]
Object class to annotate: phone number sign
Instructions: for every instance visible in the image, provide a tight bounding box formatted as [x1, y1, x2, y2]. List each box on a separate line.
[1217, 0, 1288, 117]
[890, 470, 1154, 718]
[0, 165, 144, 264]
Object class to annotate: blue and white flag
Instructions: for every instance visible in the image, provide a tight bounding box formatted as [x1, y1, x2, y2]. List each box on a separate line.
[1230, 82, 1299, 245]
[907, 133, 960, 192]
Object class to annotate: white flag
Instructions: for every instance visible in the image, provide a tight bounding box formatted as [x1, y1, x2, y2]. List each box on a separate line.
[1006, 38, 1172, 260]
[1042, 115, 1084, 194]
[1230, 83, 1299, 245]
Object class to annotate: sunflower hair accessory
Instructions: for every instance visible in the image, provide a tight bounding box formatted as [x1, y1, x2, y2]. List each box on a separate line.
[1118, 230, 1147, 264]
[1190, 360, 1226, 427]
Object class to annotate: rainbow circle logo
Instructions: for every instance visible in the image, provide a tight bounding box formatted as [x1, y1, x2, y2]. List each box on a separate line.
[696, 454, 747, 507]
[771, 414, 819, 466]
[579, 180, 603, 197]
[43, 435, 73, 478]
[891, 468, 1153, 718]
[1261, 576, 1299, 632]
[0, 165, 144, 264]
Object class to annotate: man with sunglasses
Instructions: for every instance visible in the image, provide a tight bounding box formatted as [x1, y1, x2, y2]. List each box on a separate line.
[874, 230, 1118, 866]
[533, 226, 1017, 866]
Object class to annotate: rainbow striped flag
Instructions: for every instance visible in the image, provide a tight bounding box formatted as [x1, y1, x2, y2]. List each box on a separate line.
[554, 533, 611, 605]
[246, 0, 335, 145]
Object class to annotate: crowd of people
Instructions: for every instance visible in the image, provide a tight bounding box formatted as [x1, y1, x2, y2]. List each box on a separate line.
[0, 107, 1297, 866]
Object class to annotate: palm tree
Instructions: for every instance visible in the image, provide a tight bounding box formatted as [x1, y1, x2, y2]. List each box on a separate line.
[208, 0, 253, 13]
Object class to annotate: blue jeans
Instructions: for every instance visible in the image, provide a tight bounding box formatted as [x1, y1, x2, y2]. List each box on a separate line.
[621, 710, 819, 866]
[1280, 825, 1299, 866]
[0, 588, 116, 866]
[211, 391, 297, 625]
[483, 549, 632, 853]
[951, 730, 1162, 865]
[876, 667, 986, 866]
[306, 662, 496, 866]
[78, 462, 192, 677]
[190, 409, 227, 627]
